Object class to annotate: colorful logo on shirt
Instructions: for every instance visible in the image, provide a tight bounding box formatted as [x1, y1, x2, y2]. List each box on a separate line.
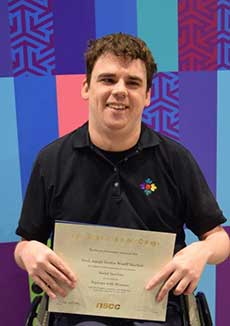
[140, 178, 157, 196]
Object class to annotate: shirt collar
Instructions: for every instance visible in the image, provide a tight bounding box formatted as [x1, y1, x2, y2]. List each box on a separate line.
[72, 122, 160, 149]
[138, 122, 160, 149]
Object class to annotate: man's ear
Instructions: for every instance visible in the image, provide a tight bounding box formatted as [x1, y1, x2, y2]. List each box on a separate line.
[145, 89, 151, 107]
[81, 79, 89, 100]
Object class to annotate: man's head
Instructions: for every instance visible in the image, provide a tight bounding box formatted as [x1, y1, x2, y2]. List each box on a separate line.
[81, 33, 157, 150]
[85, 33, 157, 91]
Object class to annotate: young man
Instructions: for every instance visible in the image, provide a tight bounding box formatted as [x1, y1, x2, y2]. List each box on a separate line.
[14, 33, 229, 326]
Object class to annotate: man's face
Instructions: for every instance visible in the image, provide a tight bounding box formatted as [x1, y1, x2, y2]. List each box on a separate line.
[81, 53, 151, 135]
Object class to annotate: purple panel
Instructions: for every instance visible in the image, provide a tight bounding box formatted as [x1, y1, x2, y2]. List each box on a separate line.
[0, 242, 30, 326]
[216, 226, 230, 326]
[0, 0, 12, 76]
[53, 0, 95, 74]
[179, 72, 217, 194]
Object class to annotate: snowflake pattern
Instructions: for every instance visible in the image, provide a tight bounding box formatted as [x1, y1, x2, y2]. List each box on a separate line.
[140, 178, 157, 196]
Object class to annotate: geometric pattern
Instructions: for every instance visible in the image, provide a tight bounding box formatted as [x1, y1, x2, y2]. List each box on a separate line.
[217, 0, 230, 69]
[142, 73, 179, 141]
[179, 0, 217, 71]
[8, 0, 55, 76]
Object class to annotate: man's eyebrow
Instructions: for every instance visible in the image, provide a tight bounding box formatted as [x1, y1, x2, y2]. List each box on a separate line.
[127, 75, 143, 83]
[97, 73, 143, 83]
[97, 73, 116, 79]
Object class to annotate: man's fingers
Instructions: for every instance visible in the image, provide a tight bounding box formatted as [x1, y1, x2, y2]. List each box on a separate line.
[20, 241, 76, 299]
[46, 263, 77, 289]
[145, 263, 174, 290]
[156, 276, 198, 301]
[32, 275, 56, 300]
[50, 254, 77, 284]
[182, 280, 198, 295]
[173, 278, 192, 296]
[39, 271, 68, 297]
[155, 271, 183, 302]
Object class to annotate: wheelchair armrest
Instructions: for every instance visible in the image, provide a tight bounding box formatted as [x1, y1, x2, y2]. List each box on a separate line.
[25, 295, 42, 326]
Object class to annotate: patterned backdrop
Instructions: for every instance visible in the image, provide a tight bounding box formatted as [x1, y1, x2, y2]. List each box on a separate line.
[0, 1, 230, 325]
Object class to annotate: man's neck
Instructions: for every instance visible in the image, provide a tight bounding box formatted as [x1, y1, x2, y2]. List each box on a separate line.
[88, 124, 141, 152]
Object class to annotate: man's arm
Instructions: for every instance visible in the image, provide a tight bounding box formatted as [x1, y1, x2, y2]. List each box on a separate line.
[145, 226, 230, 302]
[198, 225, 230, 263]
[14, 239, 77, 299]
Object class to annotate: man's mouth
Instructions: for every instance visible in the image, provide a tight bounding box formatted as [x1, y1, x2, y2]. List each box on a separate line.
[106, 103, 129, 111]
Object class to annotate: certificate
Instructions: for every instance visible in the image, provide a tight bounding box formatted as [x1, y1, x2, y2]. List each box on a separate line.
[48, 222, 176, 321]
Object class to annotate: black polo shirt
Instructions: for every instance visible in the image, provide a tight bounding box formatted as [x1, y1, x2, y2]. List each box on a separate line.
[16, 122, 226, 251]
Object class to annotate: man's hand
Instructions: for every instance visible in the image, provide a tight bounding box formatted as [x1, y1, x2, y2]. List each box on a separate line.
[15, 240, 77, 300]
[145, 226, 230, 302]
[145, 241, 209, 302]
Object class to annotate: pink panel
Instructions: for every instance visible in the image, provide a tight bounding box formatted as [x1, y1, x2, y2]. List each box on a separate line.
[56, 74, 89, 137]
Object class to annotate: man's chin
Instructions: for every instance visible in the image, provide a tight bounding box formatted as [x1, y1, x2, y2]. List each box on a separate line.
[104, 121, 128, 131]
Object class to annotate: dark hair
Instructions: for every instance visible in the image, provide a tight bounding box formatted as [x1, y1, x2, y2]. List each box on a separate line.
[85, 33, 157, 90]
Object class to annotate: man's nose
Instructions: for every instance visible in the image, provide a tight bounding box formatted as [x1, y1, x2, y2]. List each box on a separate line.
[112, 80, 127, 98]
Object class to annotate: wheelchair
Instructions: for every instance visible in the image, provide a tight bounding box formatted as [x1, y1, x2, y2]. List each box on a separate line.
[25, 283, 213, 326]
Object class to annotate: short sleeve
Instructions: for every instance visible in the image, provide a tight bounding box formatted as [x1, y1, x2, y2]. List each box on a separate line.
[15, 155, 52, 243]
[174, 148, 226, 236]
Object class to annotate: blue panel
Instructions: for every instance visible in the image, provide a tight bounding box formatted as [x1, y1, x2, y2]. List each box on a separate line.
[95, 0, 137, 37]
[137, 0, 178, 71]
[53, 0, 95, 74]
[14, 76, 59, 196]
[217, 71, 230, 225]
[185, 229, 216, 323]
[0, 0, 13, 76]
[0, 78, 22, 242]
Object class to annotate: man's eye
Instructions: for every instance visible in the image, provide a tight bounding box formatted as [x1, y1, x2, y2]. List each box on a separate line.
[127, 81, 139, 87]
[101, 78, 114, 84]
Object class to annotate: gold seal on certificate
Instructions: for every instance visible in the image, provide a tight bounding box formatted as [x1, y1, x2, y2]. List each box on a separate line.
[48, 222, 176, 321]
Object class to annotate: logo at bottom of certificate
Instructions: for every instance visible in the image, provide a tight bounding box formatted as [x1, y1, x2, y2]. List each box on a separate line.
[96, 303, 120, 310]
